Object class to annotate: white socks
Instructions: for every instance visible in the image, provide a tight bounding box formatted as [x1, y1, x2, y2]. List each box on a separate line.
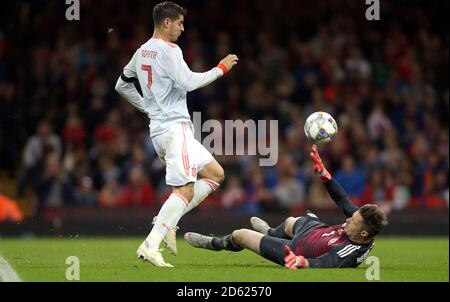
[145, 193, 188, 250]
[170, 178, 220, 230]
[144, 178, 220, 250]
[184, 178, 220, 214]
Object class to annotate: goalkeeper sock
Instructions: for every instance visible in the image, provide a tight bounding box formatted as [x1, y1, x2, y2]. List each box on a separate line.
[268, 222, 291, 239]
[144, 193, 188, 250]
[211, 234, 243, 252]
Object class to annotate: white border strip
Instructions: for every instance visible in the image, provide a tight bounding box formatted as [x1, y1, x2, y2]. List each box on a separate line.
[0, 253, 22, 282]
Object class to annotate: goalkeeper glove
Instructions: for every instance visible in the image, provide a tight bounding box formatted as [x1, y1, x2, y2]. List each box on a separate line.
[284, 245, 308, 269]
[310, 144, 331, 182]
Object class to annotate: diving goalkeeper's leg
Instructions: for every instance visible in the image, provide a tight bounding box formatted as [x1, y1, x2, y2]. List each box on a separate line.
[251, 217, 293, 239]
[185, 229, 268, 254]
[184, 232, 243, 252]
[185, 229, 292, 266]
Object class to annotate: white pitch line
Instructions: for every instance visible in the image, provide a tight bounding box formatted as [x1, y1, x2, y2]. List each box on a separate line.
[0, 253, 22, 282]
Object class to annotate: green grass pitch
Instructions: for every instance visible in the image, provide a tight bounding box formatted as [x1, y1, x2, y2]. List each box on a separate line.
[0, 237, 448, 282]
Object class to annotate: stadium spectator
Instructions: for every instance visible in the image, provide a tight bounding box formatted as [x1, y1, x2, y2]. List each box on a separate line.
[244, 165, 275, 214]
[333, 155, 366, 199]
[36, 152, 73, 213]
[73, 176, 97, 206]
[391, 171, 412, 211]
[61, 113, 86, 153]
[367, 103, 393, 140]
[121, 143, 152, 183]
[272, 155, 306, 211]
[120, 166, 156, 207]
[98, 178, 122, 208]
[94, 109, 124, 147]
[361, 169, 394, 206]
[95, 155, 121, 189]
[221, 174, 247, 211]
[17, 120, 62, 198]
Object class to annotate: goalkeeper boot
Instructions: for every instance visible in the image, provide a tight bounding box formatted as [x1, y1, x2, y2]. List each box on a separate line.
[136, 240, 173, 268]
[250, 217, 270, 235]
[184, 232, 221, 251]
[152, 216, 178, 255]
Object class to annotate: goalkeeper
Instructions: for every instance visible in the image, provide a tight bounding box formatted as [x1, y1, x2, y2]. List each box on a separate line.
[184, 145, 388, 269]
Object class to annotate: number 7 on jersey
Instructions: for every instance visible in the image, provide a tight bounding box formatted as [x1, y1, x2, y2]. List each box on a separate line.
[141, 64, 153, 88]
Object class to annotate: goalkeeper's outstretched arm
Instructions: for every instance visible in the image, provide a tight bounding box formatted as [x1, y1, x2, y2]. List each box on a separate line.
[309, 145, 358, 218]
[324, 179, 359, 218]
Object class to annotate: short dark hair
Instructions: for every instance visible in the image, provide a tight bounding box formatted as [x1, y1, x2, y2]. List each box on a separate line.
[153, 2, 187, 27]
[359, 204, 388, 238]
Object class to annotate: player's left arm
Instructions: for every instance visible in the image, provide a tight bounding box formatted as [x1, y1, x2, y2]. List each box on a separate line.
[164, 48, 237, 92]
[115, 49, 146, 113]
[284, 244, 369, 269]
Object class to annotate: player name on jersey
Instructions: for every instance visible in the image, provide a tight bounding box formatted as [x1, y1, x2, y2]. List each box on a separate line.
[142, 50, 158, 59]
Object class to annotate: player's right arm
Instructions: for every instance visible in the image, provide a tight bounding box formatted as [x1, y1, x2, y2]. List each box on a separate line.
[115, 49, 147, 113]
[310, 145, 358, 218]
[163, 47, 238, 92]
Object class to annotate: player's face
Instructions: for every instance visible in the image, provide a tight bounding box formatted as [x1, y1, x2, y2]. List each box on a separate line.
[344, 211, 367, 238]
[167, 15, 184, 42]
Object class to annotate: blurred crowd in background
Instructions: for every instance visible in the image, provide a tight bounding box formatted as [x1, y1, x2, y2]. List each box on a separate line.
[0, 0, 448, 220]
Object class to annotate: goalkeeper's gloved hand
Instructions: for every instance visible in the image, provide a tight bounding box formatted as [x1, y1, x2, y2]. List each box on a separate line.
[284, 245, 308, 269]
[310, 144, 331, 182]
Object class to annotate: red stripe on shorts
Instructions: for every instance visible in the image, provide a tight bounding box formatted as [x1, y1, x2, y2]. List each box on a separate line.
[181, 123, 190, 177]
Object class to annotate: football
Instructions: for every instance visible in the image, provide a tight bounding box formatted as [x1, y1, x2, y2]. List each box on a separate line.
[304, 111, 338, 144]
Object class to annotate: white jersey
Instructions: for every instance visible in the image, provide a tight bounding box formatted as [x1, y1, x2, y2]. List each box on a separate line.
[115, 38, 224, 137]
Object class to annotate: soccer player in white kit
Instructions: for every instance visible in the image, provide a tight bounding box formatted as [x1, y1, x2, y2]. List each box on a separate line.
[115, 1, 239, 267]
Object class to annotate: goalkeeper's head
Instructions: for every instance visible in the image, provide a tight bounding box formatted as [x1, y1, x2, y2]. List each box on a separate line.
[344, 204, 389, 243]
